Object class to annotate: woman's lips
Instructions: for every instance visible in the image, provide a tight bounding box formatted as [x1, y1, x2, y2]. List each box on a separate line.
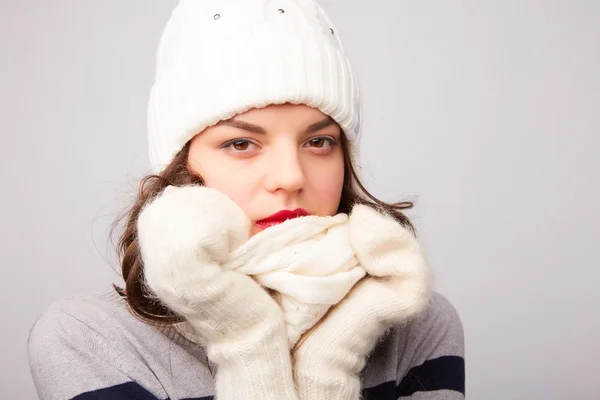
[256, 208, 311, 229]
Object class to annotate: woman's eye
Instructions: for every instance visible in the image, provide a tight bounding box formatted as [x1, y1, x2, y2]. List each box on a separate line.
[307, 137, 336, 149]
[232, 140, 250, 151]
[223, 139, 256, 152]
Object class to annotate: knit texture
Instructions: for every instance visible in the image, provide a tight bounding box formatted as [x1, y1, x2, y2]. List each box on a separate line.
[224, 212, 366, 347]
[138, 185, 431, 398]
[147, 0, 361, 173]
[137, 185, 298, 400]
[292, 205, 431, 399]
[28, 287, 465, 400]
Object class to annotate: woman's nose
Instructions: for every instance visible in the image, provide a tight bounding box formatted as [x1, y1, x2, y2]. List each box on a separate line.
[263, 150, 305, 194]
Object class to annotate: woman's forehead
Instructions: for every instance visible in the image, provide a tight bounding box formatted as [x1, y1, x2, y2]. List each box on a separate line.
[234, 103, 330, 122]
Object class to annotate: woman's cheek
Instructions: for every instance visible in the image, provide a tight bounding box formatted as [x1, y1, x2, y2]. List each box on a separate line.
[201, 169, 255, 213]
[315, 167, 345, 215]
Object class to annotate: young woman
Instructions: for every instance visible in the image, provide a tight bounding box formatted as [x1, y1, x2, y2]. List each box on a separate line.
[28, 1, 465, 399]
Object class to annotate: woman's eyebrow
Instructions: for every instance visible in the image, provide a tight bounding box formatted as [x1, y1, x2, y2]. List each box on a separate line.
[220, 116, 335, 134]
[306, 117, 336, 133]
[220, 119, 266, 133]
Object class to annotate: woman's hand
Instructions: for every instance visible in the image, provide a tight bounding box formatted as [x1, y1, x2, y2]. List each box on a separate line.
[292, 204, 431, 400]
[137, 185, 298, 400]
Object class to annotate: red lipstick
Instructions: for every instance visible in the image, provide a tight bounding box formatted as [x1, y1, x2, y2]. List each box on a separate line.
[256, 209, 311, 229]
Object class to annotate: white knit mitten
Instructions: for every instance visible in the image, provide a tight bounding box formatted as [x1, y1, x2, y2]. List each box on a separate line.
[137, 185, 298, 400]
[292, 204, 431, 399]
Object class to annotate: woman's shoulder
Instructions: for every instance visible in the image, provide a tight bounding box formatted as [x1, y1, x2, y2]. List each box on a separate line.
[396, 290, 465, 368]
[30, 287, 151, 346]
[415, 290, 465, 341]
[28, 286, 210, 358]
[361, 291, 465, 398]
[33, 286, 129, 319]
[380, 290, 464, 357]
[28, 287, 215, 400]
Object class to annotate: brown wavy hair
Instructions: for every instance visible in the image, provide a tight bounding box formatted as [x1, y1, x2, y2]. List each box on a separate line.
[112, 132, 415, 325]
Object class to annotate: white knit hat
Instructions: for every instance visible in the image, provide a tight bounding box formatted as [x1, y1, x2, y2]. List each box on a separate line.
[147, 0, 362, 173]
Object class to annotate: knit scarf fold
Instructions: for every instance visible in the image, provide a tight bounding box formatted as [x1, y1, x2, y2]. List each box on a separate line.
[174, 207, 419, 348]
[224, 213, 366, 347]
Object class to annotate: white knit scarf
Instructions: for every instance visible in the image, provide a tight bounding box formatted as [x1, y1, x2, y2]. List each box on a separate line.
[174, 207, 419, 348]
[224, 213, 367, 347]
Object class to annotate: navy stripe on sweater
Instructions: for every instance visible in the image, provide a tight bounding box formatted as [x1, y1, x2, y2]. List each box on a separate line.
[362, 355, 465, 399]
[71, 381, 213, 400]
[70, 357, 463, 400]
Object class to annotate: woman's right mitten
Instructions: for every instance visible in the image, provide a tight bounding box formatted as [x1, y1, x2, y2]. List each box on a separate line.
[137, 185, 298, 400]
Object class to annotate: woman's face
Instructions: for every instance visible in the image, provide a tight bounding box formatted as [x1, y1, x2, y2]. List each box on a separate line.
[188, 103, 345, 236]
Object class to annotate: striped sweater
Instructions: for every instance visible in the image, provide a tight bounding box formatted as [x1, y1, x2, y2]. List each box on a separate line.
[28, 287, 465, 400]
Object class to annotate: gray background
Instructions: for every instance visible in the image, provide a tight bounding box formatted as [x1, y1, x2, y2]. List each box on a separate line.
[2, 0, 599, 398]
